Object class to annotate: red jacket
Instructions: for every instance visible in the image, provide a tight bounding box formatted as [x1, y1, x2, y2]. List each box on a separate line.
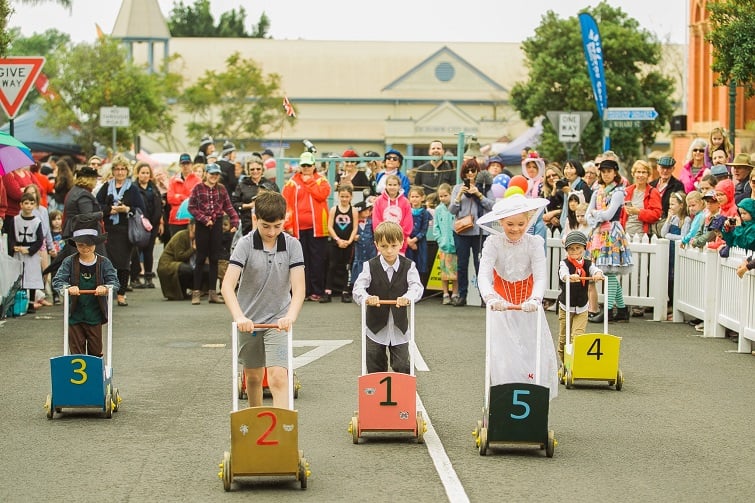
[620, 184, 662, 235]
[282, 172, 331, 238]
[167, 172, 201, 225]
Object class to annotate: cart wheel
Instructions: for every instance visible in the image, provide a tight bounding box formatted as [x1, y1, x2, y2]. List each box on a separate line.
[478, 427, 488, 456]
[473, 419, 482, 443]
[298, 456, 308, 489]
[546, 430, 555, 458]
[104, 393, 113, 419]
[294, 372, 301, 399]
[416, 411, 425, 444]
[45, 394, 54, 419]
[616, 369, 624, 391]
[113, 388, 121, 412]
[565, 370, 574, 389]
[558, 365, 564, 384]
[350, 416, 359, 444]
[237, 371, 246, 400]
[221, 451, 232, 491]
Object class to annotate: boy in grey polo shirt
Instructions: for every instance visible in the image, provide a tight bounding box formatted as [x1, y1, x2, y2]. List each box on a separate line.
[221, 191, 306, 409]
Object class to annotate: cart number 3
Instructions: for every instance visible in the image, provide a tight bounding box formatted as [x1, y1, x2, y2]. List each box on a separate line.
[587, 338, 604, 360]
[510, 390, 531, 420]
[69, 358, 88, 385]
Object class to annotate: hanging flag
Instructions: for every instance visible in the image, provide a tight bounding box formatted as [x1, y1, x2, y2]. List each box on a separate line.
[34, 72, 58, 101]
[578, 13, 608, 120]
[283, 96, 296, 118]
[96, 23, 105, 39]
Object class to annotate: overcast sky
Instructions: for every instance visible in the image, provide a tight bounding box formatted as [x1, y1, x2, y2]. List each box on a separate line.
[10, 0, 688, 45]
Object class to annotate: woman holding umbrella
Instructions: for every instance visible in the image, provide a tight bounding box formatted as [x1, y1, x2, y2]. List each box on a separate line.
[96, 154, 145, 306]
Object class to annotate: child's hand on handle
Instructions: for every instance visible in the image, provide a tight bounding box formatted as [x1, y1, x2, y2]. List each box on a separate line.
[277, 317, 294, 331]
[569, 273, 581, 283]
[365, 295, 380, 306]
[94, 285, 108, 296]
[395, 296, 410, 307]
[594, 270, 605, 281]
[68, 286, 80, 296]
[489, 300, 509, 311]
[521, 299, 540, 312]
[235, 317, 255, 333]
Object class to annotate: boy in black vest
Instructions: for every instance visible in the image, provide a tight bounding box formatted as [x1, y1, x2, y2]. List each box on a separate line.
[352, 221, 424, 374]
[557, 231, 604, 364]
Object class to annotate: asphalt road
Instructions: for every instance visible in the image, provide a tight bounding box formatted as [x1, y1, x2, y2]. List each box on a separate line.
[1, 275, 754, 503]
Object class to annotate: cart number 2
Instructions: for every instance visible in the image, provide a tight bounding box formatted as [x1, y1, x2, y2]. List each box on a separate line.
[587, 338, 604, 360]
[255, 411, 279, 446]
[69, 358, 88, 385]
[510, 390, 531, 420]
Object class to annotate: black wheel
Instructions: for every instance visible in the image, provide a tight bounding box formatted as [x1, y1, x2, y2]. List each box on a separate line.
[616, 369, 624, 391]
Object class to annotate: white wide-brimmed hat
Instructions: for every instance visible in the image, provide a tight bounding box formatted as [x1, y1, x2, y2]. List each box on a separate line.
[476, 194, 549, 235]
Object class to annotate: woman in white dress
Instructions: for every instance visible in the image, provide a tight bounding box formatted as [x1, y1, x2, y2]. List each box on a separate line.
[476, 194, 559, 400]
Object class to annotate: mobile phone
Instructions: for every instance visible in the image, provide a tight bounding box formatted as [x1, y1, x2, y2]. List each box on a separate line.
[463, 179, 471, 188]
[624, 202, 633, 207]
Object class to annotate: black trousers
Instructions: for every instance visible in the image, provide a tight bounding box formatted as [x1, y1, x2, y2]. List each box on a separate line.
[193, 221, 222, 291]
[299, 229, 327, 297]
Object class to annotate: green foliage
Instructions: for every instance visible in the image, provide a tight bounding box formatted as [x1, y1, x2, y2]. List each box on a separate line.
[168, 0, 269, 38]
[707, 0, 755, 97]
[0, 0, 12, 57]
[42, 37, 181, 156]
[510, 1, 675, 163]
[180, 52, 288, 145]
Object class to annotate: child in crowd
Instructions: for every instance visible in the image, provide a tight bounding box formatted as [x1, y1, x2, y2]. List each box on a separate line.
[425, 191, 439, 217]
[217, 215, 233, 284]
[350, 200, 376, 293]
[557, 231, 604, 365]
[704, 126, 733, 168]
[433, 183, 459, 305]
[560, 191, 587, 238]
[681, 191, 705, 248]
[406, 186, 430, 276]
[352, 221, 424, 374]
[221, 191, 306, 409]
[722, 198, 755, 252]
[8, 193, 45, 314]
[371, 174, 413, 253]
[23, 184, 55, 306]
[49, 209, 65, 304]
[661, 192, 690, 308]
[714, 179, 737, 217]
[52, 219, 119, 356]
[691, 191, 725, 250]
[475, 194, 559, 399]
[698, 174, 717, 194]
[323, 183, 358, 303]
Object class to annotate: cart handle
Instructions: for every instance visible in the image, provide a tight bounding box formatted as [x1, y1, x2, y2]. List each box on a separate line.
[70, 289, 106, 295]
[568, 276, 604, 281]
[366, 299, 405, 306]
[252, 323, 285, 329]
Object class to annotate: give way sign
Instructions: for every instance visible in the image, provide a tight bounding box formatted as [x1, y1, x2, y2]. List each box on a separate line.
[0, 57, 45, 119]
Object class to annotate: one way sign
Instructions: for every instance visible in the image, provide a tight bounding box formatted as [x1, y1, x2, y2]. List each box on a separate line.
[0, 57, 46, 119]
[546, 111, 593, 145]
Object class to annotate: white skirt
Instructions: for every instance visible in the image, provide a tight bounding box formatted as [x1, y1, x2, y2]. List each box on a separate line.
[17, 252, 44, 290]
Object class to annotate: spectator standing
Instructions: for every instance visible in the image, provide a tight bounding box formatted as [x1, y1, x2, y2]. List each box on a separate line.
[432, 183, 458, 305]
[406, 186, 430, 277]
[49, 157, 75, 212]
[188, 163, 239, 305]
[620, 160, 662, 240]
[2, 167, 39, 235]
[193, 134, 214, 164]
[375, 149, 410, 196]
[372, 174, 413, 253]
[679, 139, 708, 193]
[282, 151, 331, 301]
[412, 140, 456, 196]
[7, 193, 45, 313]
[167, 153, 201, 237]
[232, 154, 280, 236]
[322, 183, 358, 303]
[130, 162, 163, 289]
[217, 141, 238, 194]
[261, 148, 277, 181]
[649, 155, 685, 236]
[726, 153, 753, 204]
[337, 149, 372, 200]
[350, 200, 377, 293]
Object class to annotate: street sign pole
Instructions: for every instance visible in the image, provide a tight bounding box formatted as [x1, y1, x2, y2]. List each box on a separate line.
[546, 111, 592, 157]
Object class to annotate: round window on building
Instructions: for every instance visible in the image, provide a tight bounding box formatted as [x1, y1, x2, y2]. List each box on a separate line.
[435, 62, 455, 82]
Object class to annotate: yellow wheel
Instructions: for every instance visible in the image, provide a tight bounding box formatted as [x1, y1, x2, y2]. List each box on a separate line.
[113, 388, 121, 412]
[350, 416, 359, 444]
[298, 455, 308, 489]
[45, 394, 54, 419]
[104, 393, 113, 419]
[546, 430, 555, 458]
[237, 371, 246, 400]
[478, 427, 488, 456]
[416, 411, 425, 444]
[565, 370, 574, 389]
[558, 365, 564, 384]
[473, 419, 482, 443]
[616, 369, 624, 391]
[222, 451, 232, 491]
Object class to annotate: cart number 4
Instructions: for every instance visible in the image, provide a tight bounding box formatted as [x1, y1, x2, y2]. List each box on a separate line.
[587, 338, 604, 360]
[69, 358, 88, 385]
[511, 390, 530, 420]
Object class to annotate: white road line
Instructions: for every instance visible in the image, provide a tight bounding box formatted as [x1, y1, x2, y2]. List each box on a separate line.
[412, 341, 429, 371]
[416, 394, 470, 503]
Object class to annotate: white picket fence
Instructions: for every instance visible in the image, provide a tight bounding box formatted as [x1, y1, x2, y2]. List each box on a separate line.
[673, 244, 755, 353]
[544, 230, 670, 321]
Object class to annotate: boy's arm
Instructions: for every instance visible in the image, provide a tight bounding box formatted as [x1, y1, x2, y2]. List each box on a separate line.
[351, 265, 372, 306]
[558, 260, 570, 282]
[52, 256, 72, 291]
[221, 264, 253, 331]
[281, 266, 306, 330]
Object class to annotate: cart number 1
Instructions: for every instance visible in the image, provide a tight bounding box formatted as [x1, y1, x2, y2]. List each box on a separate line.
[255, 411, 279, 446]
[379, 376, 398, 406]
[587, 338, 604, 360]
[511, 390, 531, 420]
[69, 358, 88, 385]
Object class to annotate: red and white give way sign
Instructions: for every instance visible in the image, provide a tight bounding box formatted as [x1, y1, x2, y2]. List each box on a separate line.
[0, 57, 45, 119]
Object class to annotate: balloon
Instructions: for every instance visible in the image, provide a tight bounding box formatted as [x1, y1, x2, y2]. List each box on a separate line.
[490, 183, 507, 198]
[492, 174, 510, 188]
[509, 175, 529, 193]
[504, 186, 525, 198]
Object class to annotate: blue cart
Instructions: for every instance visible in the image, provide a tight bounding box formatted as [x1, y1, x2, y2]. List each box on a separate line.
[45, 288, 120, 419]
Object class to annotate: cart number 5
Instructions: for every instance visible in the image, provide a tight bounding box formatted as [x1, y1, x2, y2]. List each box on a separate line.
[255, 411, 279, 446]
[510, 390, 531, 420]
[587, 338, 603, 360]
[69, 358, 88, 385]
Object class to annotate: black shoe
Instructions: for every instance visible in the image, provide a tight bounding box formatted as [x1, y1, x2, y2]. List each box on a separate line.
[614, 306, 630, 322]
[341, 292, 352, 303]
[453, 297, 467, 307]
[319, 293, 332, 303]
[588, 310, 604, 323]
[132, 279, 147, 289]
[125, 284, 134, 292]
[145, 278, 155, 289]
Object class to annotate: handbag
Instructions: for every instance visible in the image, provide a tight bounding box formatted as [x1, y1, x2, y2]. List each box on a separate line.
[453, 214, 475, 233]
[128, 208, 152, 248]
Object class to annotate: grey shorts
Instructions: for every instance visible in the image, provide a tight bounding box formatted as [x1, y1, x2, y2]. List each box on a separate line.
[238, 327, 288, 368]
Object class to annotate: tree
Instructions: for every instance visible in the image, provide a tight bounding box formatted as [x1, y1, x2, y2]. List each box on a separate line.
[510, 2, 675, 164]
[0, 0, 72, 56]
[706, 0, 755, 97]
[168, 0, 270, 38]
[180, 52, 288, 145]
[42, 37, 181, 155]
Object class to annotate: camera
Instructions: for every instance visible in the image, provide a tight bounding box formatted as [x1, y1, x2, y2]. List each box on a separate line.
[728, 217, 737, 226]
[303, 139, 317, 154]
[555, 179, 569, 190]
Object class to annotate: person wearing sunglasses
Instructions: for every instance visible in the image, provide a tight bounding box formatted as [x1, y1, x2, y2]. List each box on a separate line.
[232, 154, 280, 236]
[679, 139, 709, 193]
[725, 153, 754, 204]
[375, 149, 410, 196]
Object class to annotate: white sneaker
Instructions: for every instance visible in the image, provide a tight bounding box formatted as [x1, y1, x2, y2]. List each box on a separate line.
[695, 323, 704, 332]
[442, 295, 451, 305]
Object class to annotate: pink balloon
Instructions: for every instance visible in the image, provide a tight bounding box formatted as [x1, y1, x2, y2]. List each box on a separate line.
[491, 183, 506, 198]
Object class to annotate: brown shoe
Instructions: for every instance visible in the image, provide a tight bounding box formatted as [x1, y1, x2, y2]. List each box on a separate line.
[208, 290, 224, 304]
[191, 290, 201, 305]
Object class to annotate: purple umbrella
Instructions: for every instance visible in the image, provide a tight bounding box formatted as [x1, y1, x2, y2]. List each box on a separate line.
[0, 145, 35, 176]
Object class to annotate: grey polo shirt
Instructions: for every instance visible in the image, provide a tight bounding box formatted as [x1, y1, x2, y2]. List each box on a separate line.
[228, 230, 304, 325]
